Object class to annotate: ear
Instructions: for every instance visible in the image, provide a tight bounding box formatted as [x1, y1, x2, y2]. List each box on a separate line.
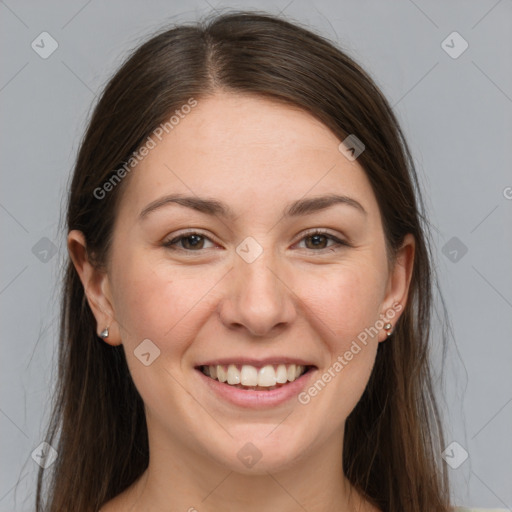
[67, 230, 122, 346]
[378, 233, 415, 342]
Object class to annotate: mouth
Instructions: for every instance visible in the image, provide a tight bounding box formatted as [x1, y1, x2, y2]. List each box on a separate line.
[196, 363, 314, 391]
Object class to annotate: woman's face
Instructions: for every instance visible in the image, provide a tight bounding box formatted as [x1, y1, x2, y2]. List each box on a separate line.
[71, 92, 413, 474]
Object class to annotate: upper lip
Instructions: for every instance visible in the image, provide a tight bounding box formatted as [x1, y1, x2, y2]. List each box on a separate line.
[195, 357, 316, 368]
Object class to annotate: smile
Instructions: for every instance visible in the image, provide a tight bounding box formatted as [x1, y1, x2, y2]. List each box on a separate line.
[199, 363, 310, 390]
[195, 357, 317, 408]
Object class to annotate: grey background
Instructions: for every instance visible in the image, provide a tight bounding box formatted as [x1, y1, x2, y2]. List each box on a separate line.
[1, 0, 511, 510]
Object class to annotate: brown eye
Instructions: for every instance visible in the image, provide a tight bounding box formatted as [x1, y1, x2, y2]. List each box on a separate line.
[180, 234, 205, 250]
[297, 230, 348, 251]
[304, 233, 329, 249]
[163, 233, 215, 251]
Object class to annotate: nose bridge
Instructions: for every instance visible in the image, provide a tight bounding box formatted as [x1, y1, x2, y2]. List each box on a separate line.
[220, 238, 295, 336]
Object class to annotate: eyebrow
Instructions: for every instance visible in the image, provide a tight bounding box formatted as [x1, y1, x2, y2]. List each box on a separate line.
[138, 193, 367, 220]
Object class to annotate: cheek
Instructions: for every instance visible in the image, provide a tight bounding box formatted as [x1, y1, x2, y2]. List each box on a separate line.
[299, 261, 385, 343]
[109, 255, 220, 411]
[296, 267, 383, 420]
[110, 252, 219, 356]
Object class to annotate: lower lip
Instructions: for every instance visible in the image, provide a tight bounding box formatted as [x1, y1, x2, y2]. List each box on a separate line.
[196, 368, 316, 409]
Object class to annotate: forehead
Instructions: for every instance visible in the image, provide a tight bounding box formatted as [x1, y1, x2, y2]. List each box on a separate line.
[118, 92, 380, 223]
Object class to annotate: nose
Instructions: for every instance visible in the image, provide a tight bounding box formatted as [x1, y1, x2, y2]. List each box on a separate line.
[218, 250, 297, 338]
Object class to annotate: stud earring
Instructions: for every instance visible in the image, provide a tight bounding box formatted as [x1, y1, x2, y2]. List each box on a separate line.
[384, 322, 393, 337]
[100, 327, 109, 339]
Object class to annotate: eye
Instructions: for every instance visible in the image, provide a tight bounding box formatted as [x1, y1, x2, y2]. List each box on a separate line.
[162, 229, 350, 254]
[295, 229, 349, 251]
[163, 231, 216, 251]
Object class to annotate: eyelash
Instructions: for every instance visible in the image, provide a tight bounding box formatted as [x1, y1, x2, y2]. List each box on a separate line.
[162, 229, 350, 254]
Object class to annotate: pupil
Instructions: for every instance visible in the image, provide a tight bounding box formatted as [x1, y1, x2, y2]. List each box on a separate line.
[185, 235, 202, 248]
[309, 234, 326, 249]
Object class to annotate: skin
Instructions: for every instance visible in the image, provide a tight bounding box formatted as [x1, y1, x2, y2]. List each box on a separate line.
[68, 92, 415, 512]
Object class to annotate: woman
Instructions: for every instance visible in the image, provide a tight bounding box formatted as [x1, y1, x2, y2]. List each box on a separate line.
[36, 10, 459, 512]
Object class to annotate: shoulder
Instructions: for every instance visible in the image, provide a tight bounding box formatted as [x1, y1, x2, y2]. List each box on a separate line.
[453, 508, 511, 512]
[98, 494, 126, 512]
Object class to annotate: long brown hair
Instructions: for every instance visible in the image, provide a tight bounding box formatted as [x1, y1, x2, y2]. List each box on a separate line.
[36, 10, 451, 511]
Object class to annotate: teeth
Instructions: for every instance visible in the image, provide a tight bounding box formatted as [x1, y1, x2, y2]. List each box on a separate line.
[258, 365, 276, 387]
[276, 364, 288, 384]
[227, 364, 241, 385]
[241, 365, 258, 386]
[217, 365, 227, 383]
[202, 363, 307, 388]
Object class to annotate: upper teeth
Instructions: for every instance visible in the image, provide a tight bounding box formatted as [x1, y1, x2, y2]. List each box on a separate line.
[202, 364, 306, 387]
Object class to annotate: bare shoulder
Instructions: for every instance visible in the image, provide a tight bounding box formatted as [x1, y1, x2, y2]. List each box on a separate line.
[451, 508, 511, 512]
[98, 497, 118, 512]
[98, 490, 132, 512]
[99, 471, 148, 511]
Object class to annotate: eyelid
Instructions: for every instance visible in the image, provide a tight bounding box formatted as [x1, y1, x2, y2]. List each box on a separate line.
[295, 227, 349, 243]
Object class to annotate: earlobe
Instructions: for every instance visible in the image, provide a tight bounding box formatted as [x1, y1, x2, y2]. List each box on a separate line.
[67, 230, 122, 346]
[379, 233, 415, 342]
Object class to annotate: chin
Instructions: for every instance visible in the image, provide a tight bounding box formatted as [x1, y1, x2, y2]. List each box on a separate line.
[204, 426, 311, 475]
